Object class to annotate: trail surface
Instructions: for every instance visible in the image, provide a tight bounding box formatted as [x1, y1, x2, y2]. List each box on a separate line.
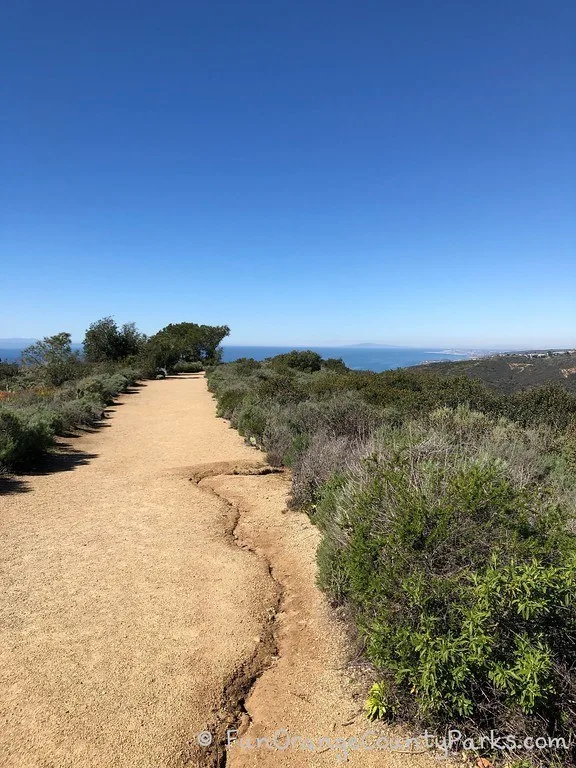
[0, 376, 444, 767]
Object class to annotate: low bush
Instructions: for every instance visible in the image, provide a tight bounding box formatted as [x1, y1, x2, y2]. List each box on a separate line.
[173, 360, 204, 373]
[67, 370, 136, 405]
[234, 399, 268, 443]
[262, 403, 300, 466]
[510, 383, 576, 429]
[214, 381, 254, 421]
[0, 368, 142, 471]
[55, 397, 106, 430]
[290, 431, 362, 510]
[315, 418, 576, 743]
[0, 361, 19, 389]
[267, 349, 324, 372]
[0, 408, 54, 467]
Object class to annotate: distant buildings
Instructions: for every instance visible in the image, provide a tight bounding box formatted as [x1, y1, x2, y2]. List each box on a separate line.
[496, 350, 575, 359]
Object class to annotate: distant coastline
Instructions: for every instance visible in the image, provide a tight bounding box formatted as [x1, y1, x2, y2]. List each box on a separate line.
[5, 342, 570, 374]
[220, 345, 478, 372]
[0, 343, 477, 372]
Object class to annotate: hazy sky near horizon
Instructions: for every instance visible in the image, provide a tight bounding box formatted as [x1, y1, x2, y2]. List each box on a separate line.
[1, 1, 575, 347]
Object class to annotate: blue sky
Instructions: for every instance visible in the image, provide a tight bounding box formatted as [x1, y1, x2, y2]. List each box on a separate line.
[1, 1, 574, 347]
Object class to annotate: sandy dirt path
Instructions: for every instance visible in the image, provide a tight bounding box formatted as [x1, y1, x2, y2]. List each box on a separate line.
[1, 376, 446, 768]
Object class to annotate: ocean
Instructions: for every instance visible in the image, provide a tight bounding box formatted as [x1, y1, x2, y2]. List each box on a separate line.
[221, 346, 471, 372]
[0, 349, 26, 363]
[0, 345, 472, 372]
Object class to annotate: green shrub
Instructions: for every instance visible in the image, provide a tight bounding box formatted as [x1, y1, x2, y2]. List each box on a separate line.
[235, 400, 268, 443]
[0, 368, 142, 469]
[214, 382, 253, 420]
[255, 369, 303, 404]
[173, 360, 204, 373]
[324, 357, 348, 373]
[55, 397, 105, 430]
[0, 360, 19, 389]
[561, 424, 576, 474]
[510, 383, 576, 429]
[69, 372, 133, 406]
[261, 403, 298, 466]
[315, 426, 576, 737]
[291, 432, 361, 511]
[230, 357, 261, 376]
[268, 349, 323, 372]
[107, 373, 130, 393]
[0, 408, 54, 467]
[19, 405, 65, 435]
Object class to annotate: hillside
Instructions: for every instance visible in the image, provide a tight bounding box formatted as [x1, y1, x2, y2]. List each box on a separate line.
[411, 349, 576, 394]
[207, 351, 576, 759]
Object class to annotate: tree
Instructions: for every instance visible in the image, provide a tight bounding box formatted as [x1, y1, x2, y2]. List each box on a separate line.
[83, 317, 146, 363]
[21, 333, 81, 386]
[118, 322, 146, 358]
[324, 357, 348, 373]
[145, 322, 230, 369]
[269, 350, 323, 372]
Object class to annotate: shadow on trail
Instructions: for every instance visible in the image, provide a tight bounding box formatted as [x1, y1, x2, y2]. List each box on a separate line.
[0, 476, 31, 495]
[22, 444, 100, 478]
[0, 445, 100, 496]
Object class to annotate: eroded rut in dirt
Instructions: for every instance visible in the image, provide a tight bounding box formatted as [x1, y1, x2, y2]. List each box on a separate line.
[187, 462, 285, 768]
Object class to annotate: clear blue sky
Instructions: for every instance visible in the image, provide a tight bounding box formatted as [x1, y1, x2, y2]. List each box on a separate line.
[1, 1, 574, 348]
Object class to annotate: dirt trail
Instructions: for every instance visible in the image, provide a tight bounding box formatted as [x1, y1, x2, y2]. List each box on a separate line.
[0, 376, 444, 767]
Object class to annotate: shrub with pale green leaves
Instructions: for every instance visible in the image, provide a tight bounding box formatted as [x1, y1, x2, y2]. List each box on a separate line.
[0, 409, 54, 467]
[0, 369, 141, 470]
[315, 424, 576, 742]
[173, 360, 204, 373]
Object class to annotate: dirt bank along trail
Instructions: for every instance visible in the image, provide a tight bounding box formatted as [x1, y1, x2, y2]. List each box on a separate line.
[0, 375, 444, 767]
